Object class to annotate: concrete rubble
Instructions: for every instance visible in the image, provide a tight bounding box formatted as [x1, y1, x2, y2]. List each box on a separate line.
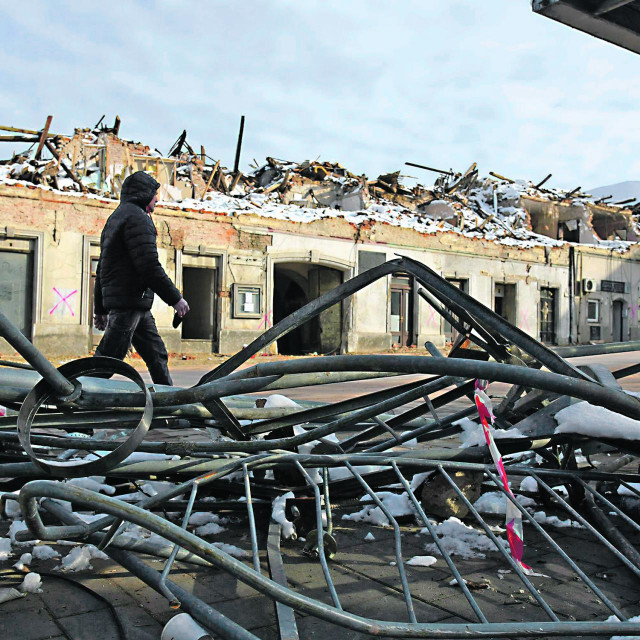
[2, 116, 639, 252]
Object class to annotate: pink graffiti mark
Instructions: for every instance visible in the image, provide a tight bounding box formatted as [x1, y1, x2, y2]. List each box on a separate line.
[629, 304, 639, 320]
[258, 309, 273, 330]
[520, 311, 531, 333]
[427, 306, 437, 324]
[49, 288, 77, 317]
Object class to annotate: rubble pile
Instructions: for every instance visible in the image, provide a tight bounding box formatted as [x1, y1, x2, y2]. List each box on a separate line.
[2, 117, 639, 252]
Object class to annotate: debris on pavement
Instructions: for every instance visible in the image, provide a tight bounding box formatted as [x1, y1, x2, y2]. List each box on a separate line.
[0, 254, 639, 638]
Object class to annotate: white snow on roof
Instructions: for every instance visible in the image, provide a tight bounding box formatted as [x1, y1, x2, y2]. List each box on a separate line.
[2, 161, 636, 253]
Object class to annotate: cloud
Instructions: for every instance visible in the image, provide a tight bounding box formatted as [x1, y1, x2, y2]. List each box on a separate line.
[1, 0, 640, 188]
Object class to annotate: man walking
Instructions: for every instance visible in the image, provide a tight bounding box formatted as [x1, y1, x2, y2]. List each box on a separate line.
[93, 171, 189, 385]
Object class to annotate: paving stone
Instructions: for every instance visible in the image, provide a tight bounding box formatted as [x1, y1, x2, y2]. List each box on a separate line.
[245, 623, 280, 639]
[330, 523, 397, 550]
[38, 577, 109, 617]
[0, 607, 64, 640]
[0, 591, 46, 614]
[335, 549, 450, 593]
[189, 569, 261, 603]
[534, 550, 616, 588]
[351, 591, 452, 623]
[114, 604, 164, 633]
[121, 583, 177, 623]
[590, 564, 640, 594]
[74, 572, 138, 607]
[294, 614, 378, 639]
[57, 604, 162, 640]
[300, 573, 394, 611]
[208, 594, 276, 630]
[57, 608, 120, 640]
[539, 535, 622, 569]
[295, 611, 469, 638]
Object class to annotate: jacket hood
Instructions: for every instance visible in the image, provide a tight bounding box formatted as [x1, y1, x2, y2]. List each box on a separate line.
[120, 171, 160, 208]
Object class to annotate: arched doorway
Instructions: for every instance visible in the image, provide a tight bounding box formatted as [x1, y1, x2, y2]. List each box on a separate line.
[272, 262, 343, 355]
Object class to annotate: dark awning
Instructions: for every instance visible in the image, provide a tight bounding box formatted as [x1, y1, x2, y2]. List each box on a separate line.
[533, 0, 640, 55]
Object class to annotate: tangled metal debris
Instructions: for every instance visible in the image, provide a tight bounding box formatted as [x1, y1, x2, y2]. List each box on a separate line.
[1, 256, 640, 638]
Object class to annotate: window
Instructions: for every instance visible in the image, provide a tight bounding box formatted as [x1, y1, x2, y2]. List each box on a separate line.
[232, 284, 262, 318]
[539, 287, 556, 344]
[587, 299, 599, 322]
[358, 250, 386, 273]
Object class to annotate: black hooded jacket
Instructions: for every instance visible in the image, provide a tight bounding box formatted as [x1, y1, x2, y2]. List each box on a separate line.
[94, 171, 181, 314]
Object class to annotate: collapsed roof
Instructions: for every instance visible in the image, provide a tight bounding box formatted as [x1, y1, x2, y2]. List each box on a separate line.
[1, 117, 639, 252]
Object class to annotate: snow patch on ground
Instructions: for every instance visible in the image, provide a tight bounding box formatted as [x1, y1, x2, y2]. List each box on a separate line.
[58, 545, 109, 572]
[195, 522, 226, 537]
[263, 394, 301, 409]
[66, 476, 115, 495]
[189, 512, 225, 527]
[473, 491, 535, 515]
[423, 517, 505, 559]
[20, 573, 42, 593]
[342, 492, 416, 527]
[0, 538, 12, 561]
[1, 492, 21, 519]
[406, 555, 437, 567]
[410, 471, 433, 492]
[605, 613, 640, 639]
[8, 520, 29, 545]
[13, 553, 31, 571]
[533, 511, 584, 528]
[31, 545, 60, 561]
[272, 492, 296, 539]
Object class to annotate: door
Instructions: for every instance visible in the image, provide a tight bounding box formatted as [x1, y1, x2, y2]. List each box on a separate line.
[494, 283, 517, 324]
[88, 256, 103, 348]
[612, 300, 624, 342]
[0, 248, 34, 338]
[309, 266, 343, 354]
[444, 278, 468, 343]
[182, 267, 217, 340]
[390, 286, 410, 346]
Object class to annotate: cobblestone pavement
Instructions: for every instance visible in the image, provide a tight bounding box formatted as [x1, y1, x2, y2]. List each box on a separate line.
[2, 501, 639, 640]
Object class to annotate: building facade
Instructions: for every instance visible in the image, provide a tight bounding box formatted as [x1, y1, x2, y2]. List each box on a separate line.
[1, 182, 639, 357]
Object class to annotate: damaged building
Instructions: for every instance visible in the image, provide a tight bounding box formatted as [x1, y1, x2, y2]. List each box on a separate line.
[1, 117, 640, 356]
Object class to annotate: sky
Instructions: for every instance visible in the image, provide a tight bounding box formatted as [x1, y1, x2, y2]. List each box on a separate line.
[1, 0, 640, 191]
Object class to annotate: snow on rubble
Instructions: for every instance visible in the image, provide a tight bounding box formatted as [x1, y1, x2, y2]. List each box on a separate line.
[2, 122, 639, 254]
[555, 399, 640, 441]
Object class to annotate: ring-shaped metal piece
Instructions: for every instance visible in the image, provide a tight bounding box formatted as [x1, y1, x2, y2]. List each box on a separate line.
[17, 356, 153, 478]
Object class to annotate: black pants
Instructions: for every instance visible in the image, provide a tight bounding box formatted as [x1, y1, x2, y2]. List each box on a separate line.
[95, 309, 173, 386]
